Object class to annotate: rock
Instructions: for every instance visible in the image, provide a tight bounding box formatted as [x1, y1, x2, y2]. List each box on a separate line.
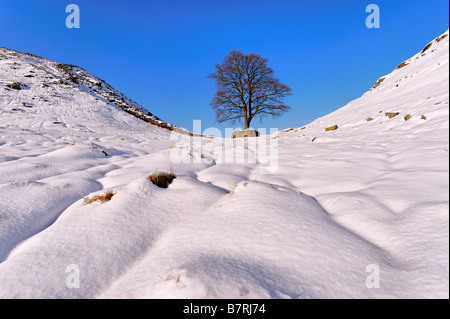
[373, 77, 385, 89]
[366, 117, 373, 122]
[232, 129, 260, 138]
[396, 61, 408, 70]
[436, 34, 448, 43]
[404, 114, 412, 121]
[325, 125, 338, 132]
[385, 112, 400, 119]
[422, 42, 433, 54]
[421, 115, 427, 120]
[68, 77, 79, 84]
[7, 82, 22, 90]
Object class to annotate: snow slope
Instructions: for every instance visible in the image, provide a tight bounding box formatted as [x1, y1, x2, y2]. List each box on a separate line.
[0, 30, 448, 299]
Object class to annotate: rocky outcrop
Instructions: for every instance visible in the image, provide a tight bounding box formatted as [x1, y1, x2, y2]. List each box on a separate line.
[325, 125, 338, 132]
[373, 77, 385, 89]
[232, 129, 260, 138]
[7, 82, 23, 90]
[385, 112, 400, 119]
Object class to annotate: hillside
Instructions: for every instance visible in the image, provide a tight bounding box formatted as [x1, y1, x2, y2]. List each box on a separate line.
[279, 30, 449, 142]
[0, 46, 177, 132]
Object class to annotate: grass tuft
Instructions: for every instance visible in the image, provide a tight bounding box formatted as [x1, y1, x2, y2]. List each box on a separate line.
[149, 169, 177, 188]
[84, 190, 116, 205]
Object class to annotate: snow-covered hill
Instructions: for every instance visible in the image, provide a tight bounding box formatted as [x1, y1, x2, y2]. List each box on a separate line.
[0, 30, 448, 299]
[0, 46, 177, 132]
[279, 30, 449, 142]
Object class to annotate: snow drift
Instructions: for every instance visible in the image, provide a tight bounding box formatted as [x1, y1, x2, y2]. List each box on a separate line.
[0, 30, 448, 298]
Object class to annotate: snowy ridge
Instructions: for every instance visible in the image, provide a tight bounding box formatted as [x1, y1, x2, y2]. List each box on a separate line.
[0, 47, 178, 131]
[0, 31, 448, 299]
[280, 29, 449, 141]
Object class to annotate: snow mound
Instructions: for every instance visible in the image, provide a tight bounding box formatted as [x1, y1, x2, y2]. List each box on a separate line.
[0, 30, 448, 298]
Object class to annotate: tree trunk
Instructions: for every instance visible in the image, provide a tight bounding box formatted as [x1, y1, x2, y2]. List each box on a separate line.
[245, 117, 251, 129]
[246, 95, 252, 129]
[244, 109, 249, 129]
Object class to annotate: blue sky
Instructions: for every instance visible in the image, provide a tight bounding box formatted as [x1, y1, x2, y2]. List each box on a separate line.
[0, 0, 448, 134]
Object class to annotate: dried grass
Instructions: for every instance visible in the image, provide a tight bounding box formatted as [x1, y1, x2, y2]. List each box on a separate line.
[84, 190, 116, 205]
[149, 169, 177, 188]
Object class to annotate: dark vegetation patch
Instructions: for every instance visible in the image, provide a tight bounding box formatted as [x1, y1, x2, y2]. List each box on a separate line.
[373, 77, 385, 89]
[396, 62, 408, 70]
[436, 34, 448, 43]
[7, 82, 23, 90]
[148, 170, 177, 188]
[422, 42, 433, 54]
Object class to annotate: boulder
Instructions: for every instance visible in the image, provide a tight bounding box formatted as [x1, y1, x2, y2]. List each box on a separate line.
[422, 42, 433, 54]
[232, 129, 260, 138]
[7, 82, 22, 90]
[325, 125, 338, 132]
[436, 34, 448, 43]
[68, 76, 79, 84]
[373, 77, 385, 89]
[396, 61, 409, 70]
[385, 112, 400, 119]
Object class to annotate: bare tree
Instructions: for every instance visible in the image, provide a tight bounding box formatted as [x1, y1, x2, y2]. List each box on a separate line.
[208, 50, 291, 129]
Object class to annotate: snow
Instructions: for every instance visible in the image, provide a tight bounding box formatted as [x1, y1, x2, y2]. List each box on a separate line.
[0, 30, 448, 298]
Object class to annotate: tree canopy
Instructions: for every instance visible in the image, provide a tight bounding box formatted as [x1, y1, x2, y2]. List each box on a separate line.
[208, 50, 291, 129]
